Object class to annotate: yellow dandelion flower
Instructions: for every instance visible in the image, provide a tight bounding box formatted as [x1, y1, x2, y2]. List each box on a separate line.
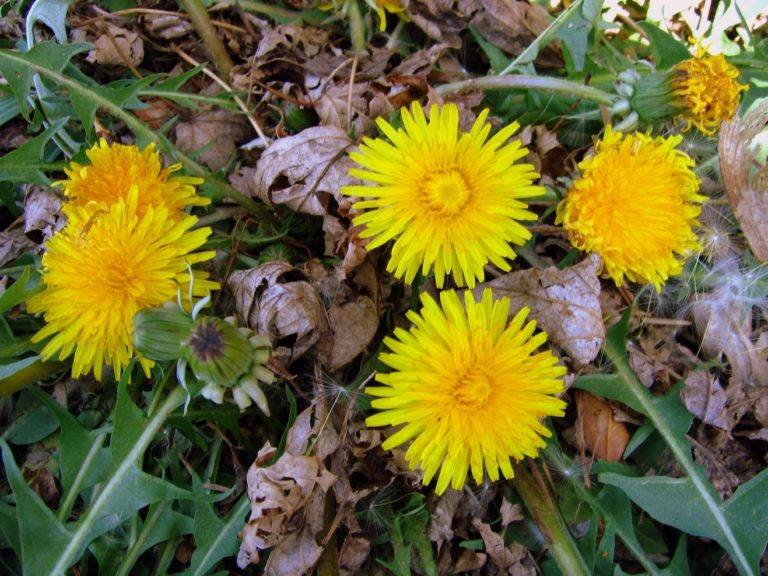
[27, 186, 217, 381]
[556, 127, 705, 291]
[367, 0, 405, 31]
[343, 102, 542, 288]
[672, 48, 748, 135]
[366, 289, 566, 495]
[57, 139, 209, 217]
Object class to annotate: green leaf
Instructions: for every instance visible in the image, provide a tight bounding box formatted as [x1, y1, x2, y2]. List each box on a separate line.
[0, 499, 21, 555]
[0, 42, 89, 121]
[469, 26, 511, 74]
[637, 21, 691, 68]
[554, 0, 601, 72]
[129, 502, 194, 563]
[660, 535, 691, 576]
[0, 267, 42, 315]
[2, 399, 57, 445]
[600, 469, 768, 575]
[0, 440, 74, 575]
[179, 477, 250, 576]
[0, 119, 67, 185]
[25, 0, 74, 44]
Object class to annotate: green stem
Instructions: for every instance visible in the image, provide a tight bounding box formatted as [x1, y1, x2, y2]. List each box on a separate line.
[116, 500, 172, 576]
[0, 357, 67, 397]
[602, 339, 753, 575]
[50, 387, 187, 575]
[227, 0, 303, 22]
[177, 0, 234, 78]
[511, 461, 590, 576]
[0, 49, 278, 228]
[347, 0, 368, 55]
[56, 432, 108, 521]
[436, 75, 616, 107]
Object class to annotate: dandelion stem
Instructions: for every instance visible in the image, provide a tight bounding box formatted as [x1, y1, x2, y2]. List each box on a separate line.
[50, 386, 187, 575]
[177, 0, 234, 78]
[436, 75, 616, 107]
[347, 0, 368, 55]
[512, 461, 591, 576]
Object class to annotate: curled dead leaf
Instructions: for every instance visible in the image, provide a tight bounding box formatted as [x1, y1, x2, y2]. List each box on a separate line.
[682, 370, 732, 430]
[175, 108, 252, 171]
[228, 261, 322, 362]
[230, 126, 358, 216]
[719, 99, 768, 261]
[576, 391, 630, 462]
[472, 518, 534, 574]
[81, 23, 144, 67]
[338, 536, 371, 576]
[470, 254, 604, 367]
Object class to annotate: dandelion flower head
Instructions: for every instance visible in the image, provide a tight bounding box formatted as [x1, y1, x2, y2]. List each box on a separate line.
[57, 139, 209, 217]
[28, 187, 217, 380]
[672, 45, 748, 135]
[367, 0, 405, 31]
[556, 127, 705, 291]
[366, 289, 566, 495]
[343, 102, 542, 288]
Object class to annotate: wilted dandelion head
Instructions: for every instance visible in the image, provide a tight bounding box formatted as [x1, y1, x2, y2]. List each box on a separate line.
[57, 139, 209, 217]
[672, 47, 748, 135]
[27, 187, 217, 380]
[556, 127, 705, 291]
[366, 289, 566, 495]
[343, 102, 542, 288]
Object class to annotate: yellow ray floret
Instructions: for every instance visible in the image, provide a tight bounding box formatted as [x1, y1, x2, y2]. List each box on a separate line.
[366, 289, 566, 495]
[343, 102, 542, 288]
[57, 139, 209, 218]
[556, 127, 705, 291]
[28, 186, 217, 380]
[672, 47, 748, 135]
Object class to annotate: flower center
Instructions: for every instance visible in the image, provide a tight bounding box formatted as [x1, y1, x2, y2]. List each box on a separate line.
[423, 169, 471, 215]
[453, 366, 493, 408]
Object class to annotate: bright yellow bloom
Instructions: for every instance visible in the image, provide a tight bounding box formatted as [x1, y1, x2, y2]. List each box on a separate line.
[28, 187, 217, 380]
[343, 102, 542, 288]
[672, 48, 748, 135]
[57, 139, 209, 217]
[367, 0, 405, 31]
[556, 127, 705, 291]
[366, 289, 566, 495]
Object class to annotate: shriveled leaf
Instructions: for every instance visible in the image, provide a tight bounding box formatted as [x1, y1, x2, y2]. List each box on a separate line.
[231, 126, 358, 215]
[719, 100, 768, 261]
[471, 254, 604, 367]
[339, 536, 371, 576]
[237, 440, 336, 568]
[577, 391, 631, 462]
[472, 518, 533, 574]
[470, 0, 553, 60]
[682, 370, 731, 430]
[84, 23, 144, 67]
[0, 229, 37, 268]
[228, 262, 322, 362]
[500, 498, 524, 527]
[23, 185, 64, 244]
[175, 108, 252, 171]
[263, 528, 323, 576]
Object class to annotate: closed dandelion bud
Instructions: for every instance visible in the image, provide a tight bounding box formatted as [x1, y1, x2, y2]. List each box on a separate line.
[133, 307, 196, 361]
[187, 316, 254, 386]
[629, 70, 681, 126]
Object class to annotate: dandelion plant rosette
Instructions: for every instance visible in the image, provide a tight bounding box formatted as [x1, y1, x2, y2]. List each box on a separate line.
[556, 127, 705, 291]
[57, 139, 210, 217]
[366, 289, 566, 495]
[343, 102, 542, 288]
[27, 187, 217, 380]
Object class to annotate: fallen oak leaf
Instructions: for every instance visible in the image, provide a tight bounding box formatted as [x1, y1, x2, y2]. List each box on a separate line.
[576, 390, 631, 462]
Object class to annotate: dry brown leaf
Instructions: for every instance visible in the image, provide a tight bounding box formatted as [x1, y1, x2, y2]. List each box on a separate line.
[682, 370, 731, 430]
[719, 99, 768, 261]
[263, 528, 323, 576]
[429, 488, 462, 550]
[228, 262, 322, 362]
[577, 391, 631, 462]
[237, 439, 336, 569]
[692, 289, 768, 388]
[175, 108, 252, 171]
[338, 536, 371, 576]
[403, 0, 466, 47]
[472, 518, 533, 574]
[24, 186, 63, 243]
[325, 296, 378, 372]
[470, 254, 604, 367]
[306, 76, 377, 135]
[141, 13, 194, 40]
[470, 0, 561, 65]
[80, 23, 144, 67]
[230, 126, 358, 216]
[500, 497, 524, 527]
[454, 549, 487, 572]
[0, 229, 36, 268]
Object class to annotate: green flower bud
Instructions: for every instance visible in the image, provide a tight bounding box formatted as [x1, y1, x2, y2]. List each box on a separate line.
[629, 70, 682, 126]
[187, 316, 254, 386]
[133, 307, 195, 361]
